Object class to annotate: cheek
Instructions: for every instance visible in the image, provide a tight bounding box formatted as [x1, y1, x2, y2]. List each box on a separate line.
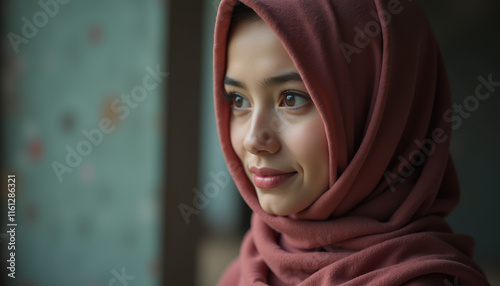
[286, 115, 328, 162]
[285, 114, 329, 186]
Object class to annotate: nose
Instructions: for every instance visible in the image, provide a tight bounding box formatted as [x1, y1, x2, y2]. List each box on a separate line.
[243, 109, 281, 155]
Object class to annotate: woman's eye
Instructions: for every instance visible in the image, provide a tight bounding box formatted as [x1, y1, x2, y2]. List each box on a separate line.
[232, 94, 251, 109]
[280, 91, 311, 108]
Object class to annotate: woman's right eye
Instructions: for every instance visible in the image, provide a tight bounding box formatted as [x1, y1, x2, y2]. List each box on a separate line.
[231, 93, 251, 109]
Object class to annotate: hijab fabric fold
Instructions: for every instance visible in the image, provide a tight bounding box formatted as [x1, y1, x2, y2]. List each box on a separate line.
[213, 0, 490, 285]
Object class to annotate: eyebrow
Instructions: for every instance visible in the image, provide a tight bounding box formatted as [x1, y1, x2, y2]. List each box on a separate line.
[224, 71, 303, 89]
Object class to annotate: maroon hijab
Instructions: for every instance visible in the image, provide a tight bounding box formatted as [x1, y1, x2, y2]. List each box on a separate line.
[213, 0, 490, 285]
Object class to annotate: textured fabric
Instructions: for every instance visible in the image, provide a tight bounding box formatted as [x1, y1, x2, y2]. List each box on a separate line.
[213, 0, 490, 285]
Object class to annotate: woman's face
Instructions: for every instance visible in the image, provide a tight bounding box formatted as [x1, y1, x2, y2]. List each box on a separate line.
[225, 18, 330, 216]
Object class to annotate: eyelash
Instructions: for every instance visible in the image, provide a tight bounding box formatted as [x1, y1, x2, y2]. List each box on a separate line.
[279, 89, 311, 109]
[222, 89, 311, 109]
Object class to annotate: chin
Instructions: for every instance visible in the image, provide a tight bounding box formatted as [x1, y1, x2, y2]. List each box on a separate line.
[263, 208, 288, 216]
[257, 191, 309, 216]
[260, 203, 300, 216]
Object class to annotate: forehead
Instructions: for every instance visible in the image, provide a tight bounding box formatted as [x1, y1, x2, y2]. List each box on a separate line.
[225, 19, 297, 79]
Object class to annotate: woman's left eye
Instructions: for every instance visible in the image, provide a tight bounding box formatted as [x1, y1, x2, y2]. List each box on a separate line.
[279, 91, 311, 108]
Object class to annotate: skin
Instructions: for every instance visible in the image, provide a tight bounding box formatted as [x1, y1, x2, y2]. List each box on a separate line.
[225, 18, 330, 216]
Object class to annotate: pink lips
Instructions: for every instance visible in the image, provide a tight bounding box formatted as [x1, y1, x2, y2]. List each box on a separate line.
[250, 167, 297, 189]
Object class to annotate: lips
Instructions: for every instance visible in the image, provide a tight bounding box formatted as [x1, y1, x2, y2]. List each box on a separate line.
[250, 167, 297, 189]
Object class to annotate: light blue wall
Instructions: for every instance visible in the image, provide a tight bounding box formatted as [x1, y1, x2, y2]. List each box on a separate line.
[3, 0, 166, 285]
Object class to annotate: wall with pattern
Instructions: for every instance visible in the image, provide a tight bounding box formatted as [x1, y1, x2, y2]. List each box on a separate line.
[2, 0, 165, 285]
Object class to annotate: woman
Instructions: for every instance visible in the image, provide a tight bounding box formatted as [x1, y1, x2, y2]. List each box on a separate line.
[213, 0, 491, 285]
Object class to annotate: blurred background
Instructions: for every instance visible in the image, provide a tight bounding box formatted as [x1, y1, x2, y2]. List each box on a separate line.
[1, 0, 499, 285]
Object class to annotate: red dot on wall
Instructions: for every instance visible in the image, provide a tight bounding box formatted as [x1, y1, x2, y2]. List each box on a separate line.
[103, 95, 121, 126]
[79, 162, 96, 184]
[61, 111, 76, 132]
[149, 257, 161, 276]
[28, 137, 44, 161]
[89, 25, 103, 43]
[26, 204, 39, 223]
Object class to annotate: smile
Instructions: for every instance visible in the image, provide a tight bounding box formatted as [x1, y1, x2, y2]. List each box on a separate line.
[250, 167, 297, 189]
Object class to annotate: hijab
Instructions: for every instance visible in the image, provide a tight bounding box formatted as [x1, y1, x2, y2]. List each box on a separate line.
[213, 0, 490, 285]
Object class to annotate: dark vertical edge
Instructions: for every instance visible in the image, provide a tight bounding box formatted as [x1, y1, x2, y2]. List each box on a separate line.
[162, 0, 203, 285]
[1, 0, 7, 285]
